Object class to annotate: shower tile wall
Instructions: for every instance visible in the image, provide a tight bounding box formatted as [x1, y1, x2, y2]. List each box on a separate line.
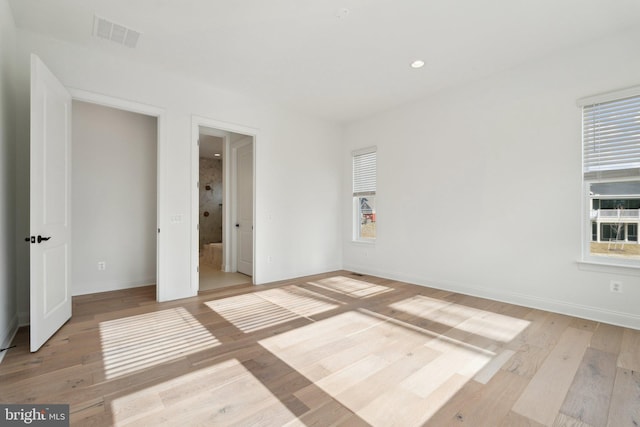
[199, 157, 223, 249]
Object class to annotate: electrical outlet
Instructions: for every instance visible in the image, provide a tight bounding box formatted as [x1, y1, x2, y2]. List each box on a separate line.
[610, 280, 622, 293]
[98, 261, 106, 271]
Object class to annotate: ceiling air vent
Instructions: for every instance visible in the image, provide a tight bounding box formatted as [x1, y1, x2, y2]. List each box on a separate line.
[93, 15, 141, 48]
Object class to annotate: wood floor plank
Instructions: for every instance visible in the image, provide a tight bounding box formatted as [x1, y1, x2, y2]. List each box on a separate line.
[427, 370, 528, 426]
[334, 344, 440, 412]
[501, 411, 547, 427]
[569, 317, 599, 333]
[333, 414, 372, 427]
[302, 324, 398, 381]
[559, 348, 617, 427]
[474, 348, 516, 384]
[314, 354, 390, 397]
[512, 327, 593, 426]
[503, 343, 550, 379]
[284, 398, 355, 427]
[505, 309, 550, 351]
[399, 342, 491, 398]
[68, 398, 106, 425]
[230, 399, 303, 427]
[617, 328, 640, 371]
[359, 374, 469, 427]
[590, 323, 623, 355]
[554, 413, 594, 427]
[607, 368, 640, 427]
[293, 384, 333, 410]
[516, 312, 573, 352]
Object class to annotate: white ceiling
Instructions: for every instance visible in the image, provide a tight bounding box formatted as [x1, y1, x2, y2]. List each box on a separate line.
[8, 0, 640, 123]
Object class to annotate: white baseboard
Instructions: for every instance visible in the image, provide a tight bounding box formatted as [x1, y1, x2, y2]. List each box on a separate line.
[343, 263, 640, 331]
[256, 265, 344, 286]
[72, 279, 156, 296]
[0, 315, 19, 364]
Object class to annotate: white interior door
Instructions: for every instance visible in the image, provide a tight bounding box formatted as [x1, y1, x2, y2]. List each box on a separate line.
[29, 54, 72, 352]
[235, 141, 253, 276]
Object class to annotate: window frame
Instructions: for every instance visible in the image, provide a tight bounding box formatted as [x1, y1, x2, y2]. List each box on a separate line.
[579, 86, 640, 269]
[352, 146, 377, 243]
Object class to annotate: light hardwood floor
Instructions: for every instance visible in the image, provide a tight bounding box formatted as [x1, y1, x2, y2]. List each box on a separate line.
[0, 271, 638, 426]
[199, 261, 252, 292]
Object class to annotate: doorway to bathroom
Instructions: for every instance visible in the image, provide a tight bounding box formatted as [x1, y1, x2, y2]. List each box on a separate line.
[197, 125, 254, 292]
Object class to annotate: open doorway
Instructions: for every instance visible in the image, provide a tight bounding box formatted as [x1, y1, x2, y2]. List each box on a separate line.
[71, 101, 158, 296]
[197, 125, 254, 292]
[68, 88, 167, 301]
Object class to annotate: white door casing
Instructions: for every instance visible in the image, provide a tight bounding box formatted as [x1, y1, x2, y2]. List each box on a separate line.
[29, 54, 72, 352]
[190, 117, 257, 293]
[235, 140, 253, 276]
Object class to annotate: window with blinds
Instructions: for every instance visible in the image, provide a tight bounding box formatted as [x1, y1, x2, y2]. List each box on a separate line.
[583, 94, 640, 180]
[353, 150, 377, 196]
[352, 148, 377, 241]
[580, 88, 640, 265]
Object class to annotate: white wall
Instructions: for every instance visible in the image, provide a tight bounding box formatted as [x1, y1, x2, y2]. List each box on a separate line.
[343, 27, 640, 329]
[71, 101, 157, 295]
[0, 0, 18, 359]
[13, 30, 343, 314]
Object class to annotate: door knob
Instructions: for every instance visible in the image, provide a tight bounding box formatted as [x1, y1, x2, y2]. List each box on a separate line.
[37, 235, 51, 243]
[235, 224, 240, 228]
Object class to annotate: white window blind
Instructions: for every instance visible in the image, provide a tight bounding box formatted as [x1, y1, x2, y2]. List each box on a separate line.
[583, 94, 640, 179]
[353, 149, 376, 196]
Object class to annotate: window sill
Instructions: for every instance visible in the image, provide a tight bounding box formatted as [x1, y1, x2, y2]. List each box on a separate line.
[577, 259, 640, 276]
[352, 239, 376, 245]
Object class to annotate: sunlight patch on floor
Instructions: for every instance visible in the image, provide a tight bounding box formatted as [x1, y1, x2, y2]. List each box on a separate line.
[307, 276, 392, 298]
[260, 306, 528, 426]
[99, 307, 220, 379]
[109, 358, 298, 426]
[390, 295, 530, 343]
[205, 285, 341, 333]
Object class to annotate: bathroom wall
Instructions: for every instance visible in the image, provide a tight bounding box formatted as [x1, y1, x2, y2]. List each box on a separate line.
[199, 157, 223, 248]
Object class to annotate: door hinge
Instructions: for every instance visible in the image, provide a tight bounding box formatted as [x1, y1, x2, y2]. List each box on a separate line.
[197, 139, 200, 146]
[196, 181, 199, 189]
[158, 228, 160, 233]
[197, 266, 199, 272]
[197, 224, 199, 230]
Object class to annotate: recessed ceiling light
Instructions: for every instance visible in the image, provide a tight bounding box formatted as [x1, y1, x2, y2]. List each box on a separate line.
[411, 60, 425, 69]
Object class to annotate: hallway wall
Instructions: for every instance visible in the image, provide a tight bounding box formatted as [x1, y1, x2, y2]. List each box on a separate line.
[72, 101, 157, 295]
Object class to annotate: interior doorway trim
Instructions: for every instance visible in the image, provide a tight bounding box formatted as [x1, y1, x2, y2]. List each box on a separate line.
[68, 88, 167, 301]
[190, 116, 257, 295]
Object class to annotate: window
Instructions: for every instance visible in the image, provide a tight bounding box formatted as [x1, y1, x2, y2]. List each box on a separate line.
[580, 88, 640, 265]
[353, 147, 377, 241]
